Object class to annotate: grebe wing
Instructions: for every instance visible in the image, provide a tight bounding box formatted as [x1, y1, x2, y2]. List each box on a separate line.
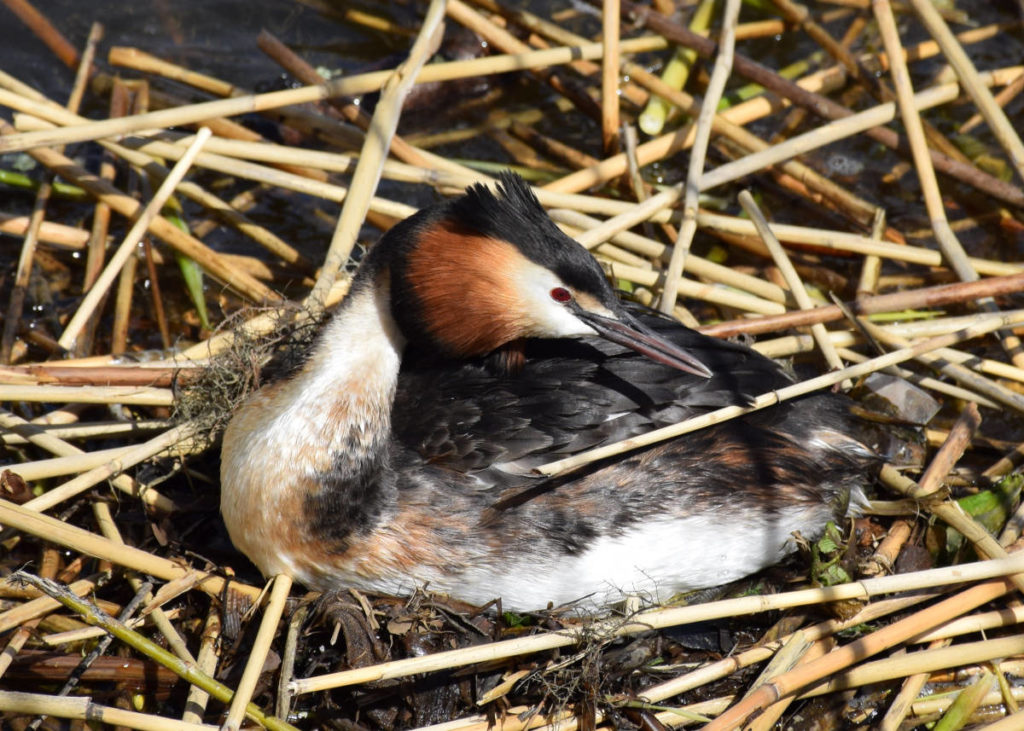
[391, 317, 797, 490]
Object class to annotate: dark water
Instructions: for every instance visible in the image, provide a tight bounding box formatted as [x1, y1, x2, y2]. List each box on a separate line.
[0, 1, 375, 106]
[1, 0, 1023, 271]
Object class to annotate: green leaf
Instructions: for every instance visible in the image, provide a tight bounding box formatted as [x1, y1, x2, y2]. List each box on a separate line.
[162, 204, 210, 331]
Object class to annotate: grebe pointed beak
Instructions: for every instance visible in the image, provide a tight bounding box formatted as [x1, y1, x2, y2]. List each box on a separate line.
[575, 309, 713, 378]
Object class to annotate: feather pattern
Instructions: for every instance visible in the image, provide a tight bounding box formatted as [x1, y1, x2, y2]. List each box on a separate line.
[220, 173, 879, 610]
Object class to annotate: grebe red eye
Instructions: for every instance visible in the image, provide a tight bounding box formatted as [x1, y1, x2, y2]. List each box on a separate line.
[550, 287, 572, 303]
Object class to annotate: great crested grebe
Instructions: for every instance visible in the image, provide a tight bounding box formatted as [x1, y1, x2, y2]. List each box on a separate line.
[220, 173, 876, 610]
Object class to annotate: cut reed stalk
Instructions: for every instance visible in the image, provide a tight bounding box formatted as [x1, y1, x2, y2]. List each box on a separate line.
[308, 0, 447, 306]
[0, 37, 670, 154]
[59, 128, 211, 348]
[15, 573, 297, 731]
[0, 499, 261, 600]
[908, 0, 1024, 183]
[801, 637, 1022, 697]
[874, 0, 1024, 370]
[0, 408, 173, 512]
[738, 190, 846, 375]
[660, 0, 742, 314]
[222, 574, 292, 731]
[291, 553, 1024, 694]
[0, 691, 215, 731]
[704, 578, 1017, 729]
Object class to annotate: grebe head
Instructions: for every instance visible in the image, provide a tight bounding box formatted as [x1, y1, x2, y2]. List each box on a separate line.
[377, 173, 711, 377]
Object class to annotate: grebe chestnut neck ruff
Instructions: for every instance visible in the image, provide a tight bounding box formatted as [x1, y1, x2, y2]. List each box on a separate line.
[219, 173, 876, 610]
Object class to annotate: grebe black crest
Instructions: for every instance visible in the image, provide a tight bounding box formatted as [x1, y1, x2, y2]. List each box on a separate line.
[220, 173, 876, 610]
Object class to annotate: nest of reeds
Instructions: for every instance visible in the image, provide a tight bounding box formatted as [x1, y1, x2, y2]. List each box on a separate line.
[1, 0, 1024, 728]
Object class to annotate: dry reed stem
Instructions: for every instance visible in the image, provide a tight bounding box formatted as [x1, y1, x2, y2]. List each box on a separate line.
[0, 499, 261, 601]
[917, 403, 982, 497]
[866, 322, 1024, 414]
[0, 384, 173, 405]
[660, 0, 741, 314]
[0, 576, 101, 634]
[880, 639, 952, 731]
[276, 605, 307, 721]
[961, 69, 1024, 134]
[222, 574, 292, 731]
[863, 520, 913, 577]
[748, 637, 830, 731]
[0, 116, 277, 303]
[908, 0, 1024, 183]
[525, 3, 876, 223]
[0, 543, 61, 673]
[909, 688, 1024, 719]
[291, 553, 1024, 694]
[41, 610, 175, 646]
[466, 0, 640, 109]
[447, 0, 603, 120]
[879, 466, 1023, 584]
[619, 593, 938, 718]
[0, 691, 215, 731]
[0, 0, 79, 69]
[738, 190, 846, 375]
[92, 501, 196, 664]
[0, 36, 669, 154]
[694, 212, 1022, 275]
[0, 408, 173, 512]
[59, 127, 211, 348]
[824, 346, 999, 407]
[600, 0, 620, 154]
[765, 310, 1024, 349]
[606, 261, 786, 316]
[0, 364, 187, 388]
[719, 66, 846, 127]
[19, 422, 199, 514]
[0, 1, 1019, 724]
[877, 407, 981, 731]
[774, 0, 865, 87]
[573, 186, 681, 249]
[0, 86, 309, 266]
[532, 589, 1019, 724]
[704, 578, 1016, 730]
[1001, 488, 1024, 542]
[701, 81, 961, 190]
[553, 208, 788, 303]
[623, 0, 1024, 208]
[17, 572, 297, 731]
[0, 213, 88, 248]
[256, 29, 483, 183]
[109, 46, 240, 98]
[874, 0, 1024, 372]
[8, 104, 424, 226]
[182, 610, 222, 724]
[801, 636, 1024, 698]
[537, 310, 1024, 477]
[979, 708, 1024, 730]
[309, 0, 446, 305]
[20, 106, 340, 198]
[701, 270, 1024, 339]
[0, 18, 96, 363]
[13, 445, 143, 481]
[856, 209, 885, 298]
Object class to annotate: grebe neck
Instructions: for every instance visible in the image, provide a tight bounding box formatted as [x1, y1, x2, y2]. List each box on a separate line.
[219, 274, 406, 580]
[299, 275, 406, 478]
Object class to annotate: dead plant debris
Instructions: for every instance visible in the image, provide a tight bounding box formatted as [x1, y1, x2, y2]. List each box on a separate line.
[1, 0, 1024, 729]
